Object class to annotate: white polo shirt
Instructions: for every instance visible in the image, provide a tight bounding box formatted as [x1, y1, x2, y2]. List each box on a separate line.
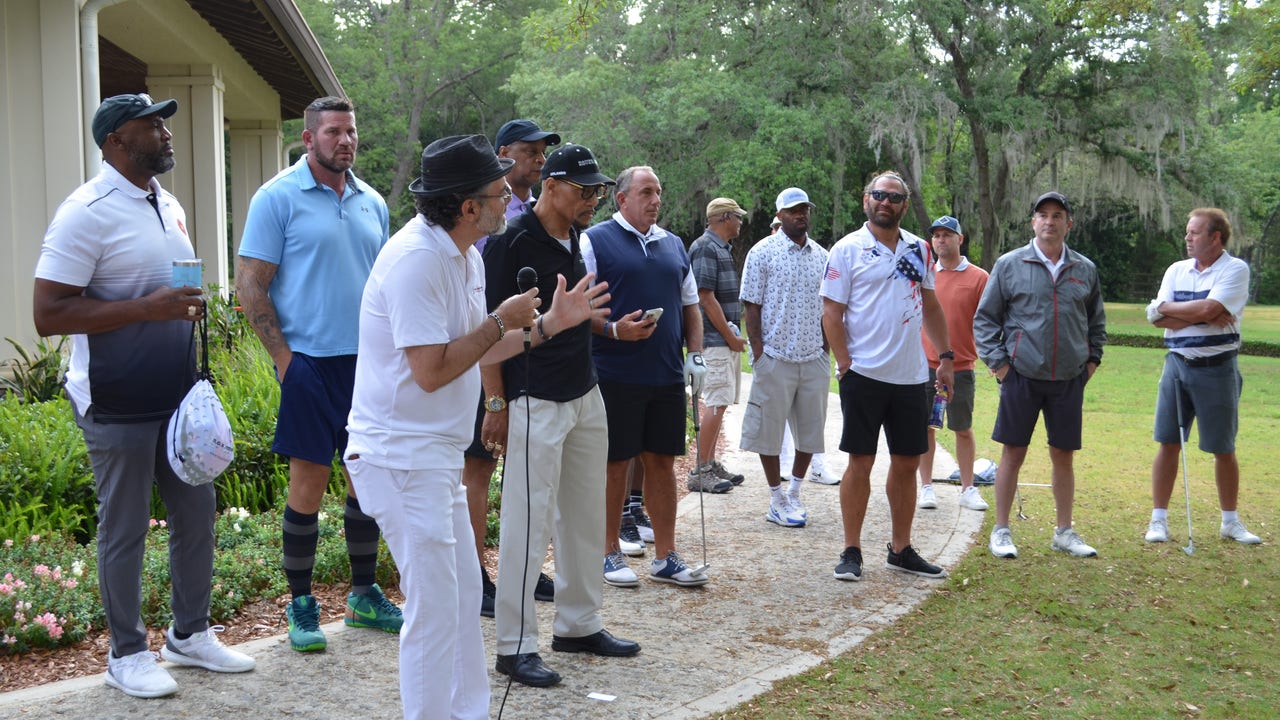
[35, 163, 195, 418]
[1157, 250, 1249, 359]
[346, 215, 487, 470]
[821, 223, 935, 385]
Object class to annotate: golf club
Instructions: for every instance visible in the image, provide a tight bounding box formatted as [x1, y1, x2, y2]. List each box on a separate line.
[1174, 377, 1195, 555]
[1016, 485, 1027, 521]
[689, 388, 709, 576]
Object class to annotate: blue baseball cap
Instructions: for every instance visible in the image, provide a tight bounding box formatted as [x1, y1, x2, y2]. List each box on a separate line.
[929, 215, 962, 236]
[775, 187, 815, 212]
[494, 119, 561, 150]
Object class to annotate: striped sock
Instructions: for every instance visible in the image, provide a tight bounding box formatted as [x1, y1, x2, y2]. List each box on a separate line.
[345, 495, 380, 596]
[282, 505, 319, 599]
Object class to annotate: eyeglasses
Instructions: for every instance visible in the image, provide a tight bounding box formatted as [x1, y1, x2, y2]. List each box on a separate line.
[473, 186, 513, 204]
[561, 178, 609, 201]
[868, 189, 908, 204]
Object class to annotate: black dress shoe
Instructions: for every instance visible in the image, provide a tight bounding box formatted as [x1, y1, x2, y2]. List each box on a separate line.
[495, 652, 561, 687]
[551, 629, 641, 657]
[534, 572, 555, 602]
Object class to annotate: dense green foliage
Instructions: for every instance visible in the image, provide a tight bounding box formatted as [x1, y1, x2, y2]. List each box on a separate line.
[292, 0, 1280, 304]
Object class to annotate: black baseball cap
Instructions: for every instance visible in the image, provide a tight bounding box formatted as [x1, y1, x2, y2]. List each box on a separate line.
[92, 94, 178, 147]
[494, 119, 561, 150]
[1032, 191, 1071, 215]
[540, 144, 615, 186]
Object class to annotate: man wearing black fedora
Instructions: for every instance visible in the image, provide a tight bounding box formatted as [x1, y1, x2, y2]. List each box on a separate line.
[484, 144, 641, 688]
[344, 134, 611, 720]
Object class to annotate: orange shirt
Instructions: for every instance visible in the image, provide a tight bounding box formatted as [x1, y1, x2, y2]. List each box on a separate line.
[923, 259, 989, 372]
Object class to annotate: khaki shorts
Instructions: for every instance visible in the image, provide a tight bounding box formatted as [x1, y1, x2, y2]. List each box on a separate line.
[701, 346, 741, 407]
[740, 354, 829, 456]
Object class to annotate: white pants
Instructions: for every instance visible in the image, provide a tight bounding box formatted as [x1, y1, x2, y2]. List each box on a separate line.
[495, 389, 608, 655]
[348, 458, 489, 720]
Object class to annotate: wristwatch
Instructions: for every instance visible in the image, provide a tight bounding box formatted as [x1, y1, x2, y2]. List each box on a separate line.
[484, 395, 507, 413]
[938, 350, 955, 360]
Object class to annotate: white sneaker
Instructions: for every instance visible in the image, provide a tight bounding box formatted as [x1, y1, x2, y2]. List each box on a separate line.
[160, 626, 255, 673]
[1051, 528, 1098, 557]
[766, 495, 806, 527]
[1220, 519, 1262, 545]
[786, 489, 808, 520]
[808, 456, 839, 485]
[1145, 518, 1169, 543]
[918, 484, 938, 509]
[989, 527, 1017, 558]
[604, 551, 640, 588]
[104, 649, 178, 698]
[958, 486, 989, 511]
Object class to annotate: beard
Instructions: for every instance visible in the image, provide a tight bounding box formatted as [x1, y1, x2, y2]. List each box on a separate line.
[128, 143, 175, 176]
[312, 145, 354, 175]
[866, 206, 904, 230]
[479, 205, 507, 237]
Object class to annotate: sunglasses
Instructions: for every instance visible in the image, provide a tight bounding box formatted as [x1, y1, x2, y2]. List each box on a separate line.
[561, 178, 609, 200]
[868, 189, 908, 204]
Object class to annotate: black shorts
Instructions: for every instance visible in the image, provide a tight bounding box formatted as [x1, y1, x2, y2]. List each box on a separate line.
[991, 368, 1086, 450]
[598, 381, 687, 462]
[463, 394, 500, 461]
[837, 371, 929, 456]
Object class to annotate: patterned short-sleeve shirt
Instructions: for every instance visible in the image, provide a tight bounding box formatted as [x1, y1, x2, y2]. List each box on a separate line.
[739, 233, 828, 363]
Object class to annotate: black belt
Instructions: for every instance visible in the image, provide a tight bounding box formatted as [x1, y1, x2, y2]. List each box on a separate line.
[1175, 350, 1237, 368]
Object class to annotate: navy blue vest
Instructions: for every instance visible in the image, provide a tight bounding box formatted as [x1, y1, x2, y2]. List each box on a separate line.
[589, 219, 689, 385]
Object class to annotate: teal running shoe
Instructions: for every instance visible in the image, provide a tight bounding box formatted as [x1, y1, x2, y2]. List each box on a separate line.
[286, 595, 327, 652]
[345, 583, 403, 633]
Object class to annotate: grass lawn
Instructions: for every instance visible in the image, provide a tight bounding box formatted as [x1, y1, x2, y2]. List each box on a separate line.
[720, 344, 1279, 720]
[1109, 302, 1280, 345]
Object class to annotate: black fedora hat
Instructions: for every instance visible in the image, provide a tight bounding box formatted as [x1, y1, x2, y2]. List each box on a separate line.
[409, 134, 515, 197]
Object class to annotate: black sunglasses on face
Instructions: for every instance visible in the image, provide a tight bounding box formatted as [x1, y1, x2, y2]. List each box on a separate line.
[868, 190, 908, 204]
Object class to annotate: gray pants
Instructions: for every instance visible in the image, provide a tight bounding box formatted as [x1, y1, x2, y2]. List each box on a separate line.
[75, 406, 216, 656]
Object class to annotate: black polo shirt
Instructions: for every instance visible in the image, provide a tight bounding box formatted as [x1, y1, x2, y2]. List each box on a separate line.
[482, 208, 597, 402]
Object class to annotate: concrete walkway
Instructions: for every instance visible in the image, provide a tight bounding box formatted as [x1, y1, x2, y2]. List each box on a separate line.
[0, 378, 984, 719]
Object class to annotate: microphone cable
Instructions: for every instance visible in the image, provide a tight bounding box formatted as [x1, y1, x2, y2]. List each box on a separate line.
[497, 268, 538, 719]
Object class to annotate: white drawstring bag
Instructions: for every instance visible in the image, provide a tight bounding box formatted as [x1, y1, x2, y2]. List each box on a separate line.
[167, 304, 234, 485]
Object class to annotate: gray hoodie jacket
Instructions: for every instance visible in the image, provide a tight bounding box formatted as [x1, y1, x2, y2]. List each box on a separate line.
[974, 240, 1107, 381]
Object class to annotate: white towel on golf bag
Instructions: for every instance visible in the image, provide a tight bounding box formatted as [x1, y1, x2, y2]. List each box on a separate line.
[167, 378, 234, 486]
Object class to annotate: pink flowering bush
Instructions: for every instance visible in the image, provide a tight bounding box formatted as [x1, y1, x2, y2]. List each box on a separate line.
[0, 534, 98, 653]
[1, 498, 398, 656]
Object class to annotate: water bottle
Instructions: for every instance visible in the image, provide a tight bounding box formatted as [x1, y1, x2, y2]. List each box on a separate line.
[929, 385, 948, 429]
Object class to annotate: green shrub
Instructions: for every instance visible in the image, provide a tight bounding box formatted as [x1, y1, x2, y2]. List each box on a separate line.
[1, 336, 68, 404]
[0, 396, 95, 542]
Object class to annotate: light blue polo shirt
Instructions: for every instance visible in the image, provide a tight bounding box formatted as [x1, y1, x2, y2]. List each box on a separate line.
[239, 156, 389, 356]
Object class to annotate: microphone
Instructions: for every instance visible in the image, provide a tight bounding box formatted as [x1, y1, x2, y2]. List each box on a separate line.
[516, 266, 537, 351]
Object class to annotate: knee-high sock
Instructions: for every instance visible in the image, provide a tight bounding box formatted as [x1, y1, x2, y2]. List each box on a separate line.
[345, 494, 381, 596]
[282, 505, 319, 599]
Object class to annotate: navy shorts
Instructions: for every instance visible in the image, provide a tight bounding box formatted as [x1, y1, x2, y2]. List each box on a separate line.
[991, 368, 1086, 451]
[273, 353, 356, 466]
[598, 381, 687, 462]
[837, 371, 929, 456]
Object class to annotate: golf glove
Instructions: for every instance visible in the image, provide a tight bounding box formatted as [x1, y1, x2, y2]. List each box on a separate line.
[684, 352, 707, 395]
[1145, 298, 1165, 323]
